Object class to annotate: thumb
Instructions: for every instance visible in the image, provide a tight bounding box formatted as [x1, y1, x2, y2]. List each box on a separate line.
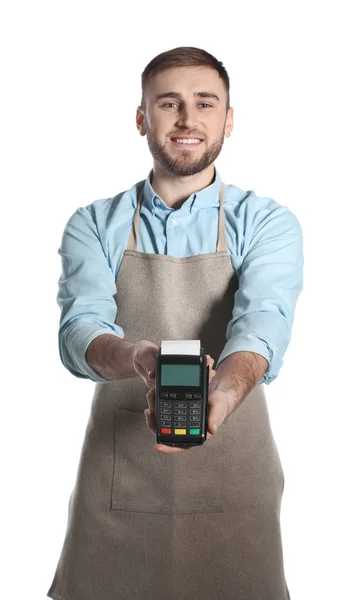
[207, 403, 220, 436]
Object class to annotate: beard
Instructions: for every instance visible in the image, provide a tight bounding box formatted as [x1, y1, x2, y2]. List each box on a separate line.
[145, 129, 226, 177]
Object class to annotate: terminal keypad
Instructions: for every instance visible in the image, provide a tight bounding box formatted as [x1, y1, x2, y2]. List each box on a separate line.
[159, 392, 202, 435]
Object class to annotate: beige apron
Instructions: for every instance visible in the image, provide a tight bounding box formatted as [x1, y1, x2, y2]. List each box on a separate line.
[47, 177, 291, 600]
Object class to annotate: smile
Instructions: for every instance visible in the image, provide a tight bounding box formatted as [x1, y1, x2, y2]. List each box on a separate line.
[170, 138, 204, 148]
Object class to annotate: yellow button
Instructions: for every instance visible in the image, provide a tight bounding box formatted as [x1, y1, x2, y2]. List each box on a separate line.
[174, 429, 186, 435]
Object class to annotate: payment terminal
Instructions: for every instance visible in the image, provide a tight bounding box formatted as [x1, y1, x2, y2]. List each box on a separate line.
[155, 340, 209, 448]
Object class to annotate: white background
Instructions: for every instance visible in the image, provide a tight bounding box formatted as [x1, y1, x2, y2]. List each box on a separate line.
[1, 1, 354, 598]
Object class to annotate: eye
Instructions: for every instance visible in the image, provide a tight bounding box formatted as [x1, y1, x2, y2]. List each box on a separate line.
[162, 102, 212, 108]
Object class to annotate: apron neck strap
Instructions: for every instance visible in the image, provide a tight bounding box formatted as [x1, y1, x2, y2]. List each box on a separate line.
[127, 178, 226, 253]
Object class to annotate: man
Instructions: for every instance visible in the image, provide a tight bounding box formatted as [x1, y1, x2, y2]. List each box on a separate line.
[47, 47, 302, 600]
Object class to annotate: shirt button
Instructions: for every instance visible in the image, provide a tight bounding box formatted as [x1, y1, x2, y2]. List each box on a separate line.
[156, 198, 161, 205]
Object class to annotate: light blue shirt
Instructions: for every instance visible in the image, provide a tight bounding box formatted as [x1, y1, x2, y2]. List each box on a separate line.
[57, 167, 304, 385]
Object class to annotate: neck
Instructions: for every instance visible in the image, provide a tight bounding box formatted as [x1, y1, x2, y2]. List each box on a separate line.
[150, 163, 216, 210]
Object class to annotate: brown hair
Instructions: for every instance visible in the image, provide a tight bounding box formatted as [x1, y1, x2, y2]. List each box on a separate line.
[140, 46, 230, 113]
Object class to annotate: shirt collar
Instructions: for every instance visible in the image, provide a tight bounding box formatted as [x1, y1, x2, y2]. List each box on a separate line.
[142, 167, 222, 216]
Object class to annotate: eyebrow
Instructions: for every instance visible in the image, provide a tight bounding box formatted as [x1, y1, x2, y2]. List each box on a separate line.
[155, 91, 220, 103]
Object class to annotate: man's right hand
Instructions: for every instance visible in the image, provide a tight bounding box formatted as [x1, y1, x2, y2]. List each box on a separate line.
[132, 340, 160, 389]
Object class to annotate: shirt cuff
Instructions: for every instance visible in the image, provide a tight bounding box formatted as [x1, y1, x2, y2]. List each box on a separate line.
[59, 322, 125, 383]
[215, 332, 284, 385]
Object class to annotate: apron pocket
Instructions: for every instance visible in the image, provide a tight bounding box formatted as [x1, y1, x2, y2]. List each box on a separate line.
[111, 407, 227, 514]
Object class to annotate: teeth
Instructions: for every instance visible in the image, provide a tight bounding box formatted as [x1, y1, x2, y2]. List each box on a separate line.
[173, 138, 201, 144]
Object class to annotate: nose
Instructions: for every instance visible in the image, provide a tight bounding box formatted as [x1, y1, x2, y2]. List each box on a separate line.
[175, 106, 201, 130]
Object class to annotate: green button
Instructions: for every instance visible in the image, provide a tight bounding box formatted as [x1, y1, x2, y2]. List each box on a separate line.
[189, 428, 200, 435]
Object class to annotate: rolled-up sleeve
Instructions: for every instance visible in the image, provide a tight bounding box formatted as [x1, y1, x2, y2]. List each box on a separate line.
[216, 200, 304, 385]
[57, 206, 125, 382]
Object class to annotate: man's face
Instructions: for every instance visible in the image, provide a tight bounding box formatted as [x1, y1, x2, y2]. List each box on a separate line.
[136, 66, 233, 177]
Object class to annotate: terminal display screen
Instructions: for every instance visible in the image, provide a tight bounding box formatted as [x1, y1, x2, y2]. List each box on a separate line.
[161, 364, 200, 387]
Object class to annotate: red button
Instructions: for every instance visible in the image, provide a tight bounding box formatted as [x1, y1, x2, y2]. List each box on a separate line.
[161, 428, 171, 434]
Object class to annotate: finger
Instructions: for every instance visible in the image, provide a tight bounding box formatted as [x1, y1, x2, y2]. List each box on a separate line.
[207, 401, 221, 435]
[204, 392, 221, 435]
[134, 362, 155, 388]
[154, 443, 188, 454]
[146, 389, 156, 411]
[145, 370, 156, 389]
[207, 420, 218, 436]
[144, 408, 156, 434]
[134, 362, 148, 381]
[148, 369, 155, 382]
[208, 368, 216, 383]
